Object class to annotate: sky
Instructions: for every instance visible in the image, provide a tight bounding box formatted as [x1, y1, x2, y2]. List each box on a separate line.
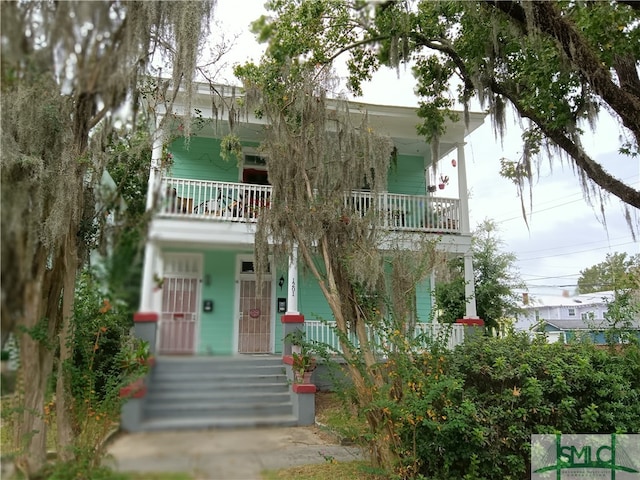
[213, 0, 639, 296]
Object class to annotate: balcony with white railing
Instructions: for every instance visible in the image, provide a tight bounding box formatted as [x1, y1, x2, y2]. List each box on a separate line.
[303, 321, 466, 353]
[159, 177, 462, 234]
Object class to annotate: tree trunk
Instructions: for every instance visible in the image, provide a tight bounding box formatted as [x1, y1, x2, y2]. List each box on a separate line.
[14, 273, 56, 476]
[316, 237, 400, 471]
[55, 232, 79, 461]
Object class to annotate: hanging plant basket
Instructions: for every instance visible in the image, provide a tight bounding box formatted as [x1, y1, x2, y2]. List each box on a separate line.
[428, 185, 437, 193]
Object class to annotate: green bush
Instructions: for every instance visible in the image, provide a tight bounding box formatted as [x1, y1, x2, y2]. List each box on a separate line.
[392, 333, 640, 479]
[69, 270, 138, 402]
[59, 269, 150, 477]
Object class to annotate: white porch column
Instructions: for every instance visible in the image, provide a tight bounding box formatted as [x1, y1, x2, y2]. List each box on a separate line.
[140, 241, 159, 312]
[286, 244, 300, 314]
[456, 143, 471, 234]
[457, 143, 478, 318]
[139, 130, 164, 312]
[463, 252, 478, 318]
[151, 252, 164, 312]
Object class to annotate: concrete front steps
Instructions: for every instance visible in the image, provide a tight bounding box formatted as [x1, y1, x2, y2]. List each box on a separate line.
[134, 355, 297, 431]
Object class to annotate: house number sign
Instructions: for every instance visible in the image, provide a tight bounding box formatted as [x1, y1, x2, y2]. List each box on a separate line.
[249, 309, 261, 318]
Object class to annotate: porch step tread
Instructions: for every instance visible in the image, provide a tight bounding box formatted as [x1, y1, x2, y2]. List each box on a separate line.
[155, 363, 284, 374]
[150, 374, 287, 384]
[144, 402, 294, 419]
[138, 414, 299, 431]
[154, 356, 283, 366]
[146, 399, 292, 409]
[145, 391, 290, 402]
[152, 370, 286, 378]
[147, 382, 289, 394]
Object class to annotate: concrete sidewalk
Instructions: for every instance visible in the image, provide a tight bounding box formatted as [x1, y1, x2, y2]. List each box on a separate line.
[104, 426, 364, 480]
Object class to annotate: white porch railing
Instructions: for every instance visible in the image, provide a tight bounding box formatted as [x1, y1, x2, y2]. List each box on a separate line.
[160, 177, 271, 223]
[159, 177, 461, 233]
[303, 320, 465, 353]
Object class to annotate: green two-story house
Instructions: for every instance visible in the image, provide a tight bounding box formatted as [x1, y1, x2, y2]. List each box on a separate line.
[120, 83, 486, 431]
[137, 82, 484, 357]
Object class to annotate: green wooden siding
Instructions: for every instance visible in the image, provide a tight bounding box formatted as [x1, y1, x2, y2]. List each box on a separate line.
[416, 276, 433, 323]
[298, 270, 335, 323]
[169, 138, 427, 195]
[273, 268, 287, 354]
[297, 261, 433, 324]
[199, 250, 237, 354]
[387, 154, 426, 195]
[169, 137, 240, 183]
[158, 247, 433, 353]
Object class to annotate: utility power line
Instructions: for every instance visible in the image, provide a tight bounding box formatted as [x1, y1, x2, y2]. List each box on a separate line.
[513, 236, 632, 255]
[516, 241, 636, 262]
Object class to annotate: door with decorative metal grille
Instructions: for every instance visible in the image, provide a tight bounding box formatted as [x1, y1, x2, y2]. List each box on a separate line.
[159, 254, 201, 355]
[238, 278, 272, 353]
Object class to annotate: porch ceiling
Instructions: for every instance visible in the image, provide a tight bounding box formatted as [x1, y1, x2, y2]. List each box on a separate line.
[168, 83, 485, 160]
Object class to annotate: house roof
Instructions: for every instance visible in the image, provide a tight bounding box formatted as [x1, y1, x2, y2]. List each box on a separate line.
[520, 291, 615, 309]
[544, 318, 640, 331]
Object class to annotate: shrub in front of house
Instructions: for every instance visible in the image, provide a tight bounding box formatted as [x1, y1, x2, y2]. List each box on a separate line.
[387, 333, 640, 479]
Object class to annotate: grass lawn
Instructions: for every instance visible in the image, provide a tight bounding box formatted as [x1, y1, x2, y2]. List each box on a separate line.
[126, 474, 193, 480]
[314, 392, 369, 445]
[262, 461, 387, 480]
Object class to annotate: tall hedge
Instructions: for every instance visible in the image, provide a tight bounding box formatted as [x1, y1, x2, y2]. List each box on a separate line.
[393, 334, 640, 479]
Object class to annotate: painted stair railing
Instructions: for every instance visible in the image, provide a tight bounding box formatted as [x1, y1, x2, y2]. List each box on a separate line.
[159, 177, 462, 233]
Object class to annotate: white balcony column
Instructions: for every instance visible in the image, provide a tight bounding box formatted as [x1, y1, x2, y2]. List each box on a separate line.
[286, 244, 300, 314]
[456, 143, 471, 234]
[146, 128, 164, 212]
[139, 127, 164, 312]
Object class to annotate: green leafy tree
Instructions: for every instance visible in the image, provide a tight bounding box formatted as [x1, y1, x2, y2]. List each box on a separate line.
[436, 219, 525, 332]
[577, 252, 640, 294]
[251, 0, 639, 217]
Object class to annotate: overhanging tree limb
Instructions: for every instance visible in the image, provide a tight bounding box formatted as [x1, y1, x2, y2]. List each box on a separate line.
[413, 24, 640, 209]
[488, 0, 640, 144]
[490, 79, 640, 209]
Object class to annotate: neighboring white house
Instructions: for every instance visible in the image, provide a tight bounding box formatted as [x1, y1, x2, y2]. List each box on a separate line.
[515, 291, 640, 343]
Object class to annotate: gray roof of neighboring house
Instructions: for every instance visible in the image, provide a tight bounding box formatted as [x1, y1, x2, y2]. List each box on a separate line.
[518, 291, 615, 309]
[544, 319, 640, 331]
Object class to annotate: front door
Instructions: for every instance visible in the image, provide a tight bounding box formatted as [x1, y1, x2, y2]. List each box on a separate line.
[159, 254, 201, 355]
[237, 262, 272, 353]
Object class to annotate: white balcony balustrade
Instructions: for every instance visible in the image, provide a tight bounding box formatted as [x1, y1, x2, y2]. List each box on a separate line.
[159, 177, 461, 233]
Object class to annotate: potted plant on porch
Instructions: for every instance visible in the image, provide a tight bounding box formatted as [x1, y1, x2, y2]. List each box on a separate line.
[292, 346, 316, 384]
[285, 329, 306, 355]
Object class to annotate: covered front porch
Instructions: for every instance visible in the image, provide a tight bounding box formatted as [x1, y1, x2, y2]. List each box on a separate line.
[153, 316, 467, 356]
